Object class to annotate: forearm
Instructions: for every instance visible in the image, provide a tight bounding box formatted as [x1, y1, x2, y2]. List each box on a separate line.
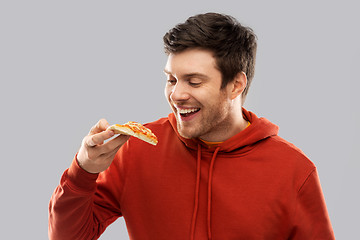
[49, 119, 128, 239]
[48, 158, 101, 240]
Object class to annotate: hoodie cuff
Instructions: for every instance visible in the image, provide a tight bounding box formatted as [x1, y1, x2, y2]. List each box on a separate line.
[65, 154, 99, 193]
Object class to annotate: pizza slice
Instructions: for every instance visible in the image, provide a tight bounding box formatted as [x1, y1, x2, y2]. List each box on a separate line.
[107, 121, 158, 146]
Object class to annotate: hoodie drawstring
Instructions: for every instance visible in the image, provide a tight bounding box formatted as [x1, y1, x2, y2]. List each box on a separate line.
[190, 144, 202, 240]
[190, 144, 220, 240]
[207, 146, 220, 240]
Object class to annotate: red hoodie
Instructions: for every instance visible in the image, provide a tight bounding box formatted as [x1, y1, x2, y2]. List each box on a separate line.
[49, 109, 335, 239]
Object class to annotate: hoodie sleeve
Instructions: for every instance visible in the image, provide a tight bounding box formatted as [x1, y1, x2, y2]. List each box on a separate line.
[289, 168, 335, 240]
[48, 156, 123, 240]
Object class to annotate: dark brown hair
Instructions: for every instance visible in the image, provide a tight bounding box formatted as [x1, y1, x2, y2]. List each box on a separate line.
[163, 12, 257, 101]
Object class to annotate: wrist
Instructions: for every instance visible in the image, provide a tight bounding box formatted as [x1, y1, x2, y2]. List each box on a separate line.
[66, 154, 99, 193]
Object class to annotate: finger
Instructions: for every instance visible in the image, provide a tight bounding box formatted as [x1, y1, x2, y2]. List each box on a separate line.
[101, 142, 124, 160]
[86, 130, 115, 147]
[99, 134, 130, 155]
[89, 119, 110, 135]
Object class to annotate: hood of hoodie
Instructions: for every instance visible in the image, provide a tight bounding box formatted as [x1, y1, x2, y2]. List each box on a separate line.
[168, 107, 279, 239]
[168, 107, 279, 153]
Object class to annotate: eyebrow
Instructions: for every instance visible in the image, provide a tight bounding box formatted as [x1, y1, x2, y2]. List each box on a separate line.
[163, 70, 210, 80]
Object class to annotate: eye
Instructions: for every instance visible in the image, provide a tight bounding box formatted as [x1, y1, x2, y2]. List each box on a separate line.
[167, 79, 177, 85]
[188, 79, 202, 87]
[189, 82, 201, 86]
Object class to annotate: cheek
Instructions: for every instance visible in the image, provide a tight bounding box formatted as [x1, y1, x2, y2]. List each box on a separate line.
[200, 88, 221, 104]
[204, 91, 229, 111]
[164, 86, 172, 101]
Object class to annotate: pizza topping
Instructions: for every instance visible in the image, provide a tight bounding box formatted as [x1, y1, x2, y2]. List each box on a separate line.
[108, 121, 158, 145]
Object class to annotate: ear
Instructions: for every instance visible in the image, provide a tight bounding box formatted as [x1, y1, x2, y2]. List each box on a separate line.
[230, 72, 247, 100]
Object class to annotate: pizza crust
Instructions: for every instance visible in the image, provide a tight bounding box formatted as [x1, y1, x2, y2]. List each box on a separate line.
[107, 122, 158, 146]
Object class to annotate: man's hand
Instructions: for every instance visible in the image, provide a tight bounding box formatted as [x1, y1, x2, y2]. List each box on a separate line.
[77, 119, 130, 173]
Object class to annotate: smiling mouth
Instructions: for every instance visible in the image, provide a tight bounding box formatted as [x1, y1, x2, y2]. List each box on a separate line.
[178, 108, 201, 118]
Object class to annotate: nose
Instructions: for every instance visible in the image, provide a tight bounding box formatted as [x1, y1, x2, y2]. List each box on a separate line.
[169, 81, 190, 103]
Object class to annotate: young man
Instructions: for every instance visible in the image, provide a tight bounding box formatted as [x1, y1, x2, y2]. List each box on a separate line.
[49, 13, 335, 239]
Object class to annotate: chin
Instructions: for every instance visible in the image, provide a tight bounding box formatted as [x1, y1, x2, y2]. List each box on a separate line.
[177, 125, 198, 139]
[177, 128, 192, 139]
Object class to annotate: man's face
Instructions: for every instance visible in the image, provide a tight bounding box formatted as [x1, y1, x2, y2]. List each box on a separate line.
[164, 48, 234, 141]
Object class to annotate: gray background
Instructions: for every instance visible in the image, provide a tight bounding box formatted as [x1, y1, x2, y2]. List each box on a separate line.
[1, 0, 359, 239]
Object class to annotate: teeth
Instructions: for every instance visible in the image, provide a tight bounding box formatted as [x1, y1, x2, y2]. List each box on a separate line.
[178, 108, 199, 114]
